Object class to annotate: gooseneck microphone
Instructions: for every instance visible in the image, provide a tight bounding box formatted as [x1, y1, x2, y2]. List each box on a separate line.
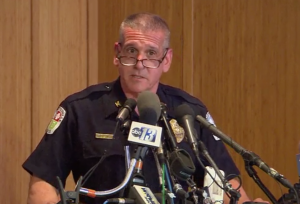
[174, 104, 240, 204]
[174, 104, 199, 155]
[116, 98, 137, 123]
[158, 103, 196, 182]
[160, 103, 178, 152]
[114, 98, 137, 137]
[196, 114, 294, 190]
[126, 91, 162, 204]
[159, 103, 191, 201]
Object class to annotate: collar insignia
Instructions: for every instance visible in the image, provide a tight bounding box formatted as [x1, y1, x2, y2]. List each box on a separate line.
[115, 100, 122, 108]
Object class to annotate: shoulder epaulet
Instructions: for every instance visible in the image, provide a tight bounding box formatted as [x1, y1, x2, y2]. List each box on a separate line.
[63, 81, 114, 104]
[160, 83, 207, 109]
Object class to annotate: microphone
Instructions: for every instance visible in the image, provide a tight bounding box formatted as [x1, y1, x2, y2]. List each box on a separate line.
[79, 94, 161, 200]
[174, 104, 237, 203]
[196, 114, 294, 189]
[127, 91, 162, 148]
[137, 91, 161, 125]
[174, 103, 199, 155]
[278, 142, 300, 204]
[127, 91, 161, 204]
[114, 98, 137, 138]
[160, 103, 178, 152]
[116, 98, 137, 123]
[158, 103, 196, 182]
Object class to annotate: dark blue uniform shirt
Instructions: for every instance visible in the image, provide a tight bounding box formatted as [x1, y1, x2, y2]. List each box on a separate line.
[23, 78, 240, 204]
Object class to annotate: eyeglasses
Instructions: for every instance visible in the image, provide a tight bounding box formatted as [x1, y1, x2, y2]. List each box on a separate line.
[117, 49, 169, 69]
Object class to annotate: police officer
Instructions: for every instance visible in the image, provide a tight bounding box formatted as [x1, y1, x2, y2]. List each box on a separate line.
[23, 13, 267, 204]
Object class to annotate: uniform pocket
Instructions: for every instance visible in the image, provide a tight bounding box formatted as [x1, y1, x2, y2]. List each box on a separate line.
[82, 139, 125, 159]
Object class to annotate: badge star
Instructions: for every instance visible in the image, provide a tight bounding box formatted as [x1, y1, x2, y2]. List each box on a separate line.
[115, 101, 122, 108]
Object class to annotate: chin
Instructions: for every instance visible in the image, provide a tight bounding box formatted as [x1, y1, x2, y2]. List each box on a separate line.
[129, 86, 148, 93]
[126, 82, 148, 92]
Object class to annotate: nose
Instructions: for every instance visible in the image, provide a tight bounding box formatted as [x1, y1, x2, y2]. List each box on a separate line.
[134, 55, 145, 70]
[134, 60, 144, 70]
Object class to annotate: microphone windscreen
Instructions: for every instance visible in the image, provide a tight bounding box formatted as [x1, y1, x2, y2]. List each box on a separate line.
[174, 103, 195, 123]
[137, 91, 161, 125]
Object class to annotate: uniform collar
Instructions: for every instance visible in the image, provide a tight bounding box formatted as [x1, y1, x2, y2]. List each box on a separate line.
[103, 77, 127, 119]
[102, 78, 175, 119]
[157, 84, 175, 119]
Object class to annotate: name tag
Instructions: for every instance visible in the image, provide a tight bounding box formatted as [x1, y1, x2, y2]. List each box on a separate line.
[95, 133, 113, 139]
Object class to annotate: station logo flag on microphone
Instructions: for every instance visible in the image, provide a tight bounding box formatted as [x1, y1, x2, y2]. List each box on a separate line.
[128, 121, 162, 147]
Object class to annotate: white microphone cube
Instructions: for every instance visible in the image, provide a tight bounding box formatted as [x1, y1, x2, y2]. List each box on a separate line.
[128, 121, 162, 148]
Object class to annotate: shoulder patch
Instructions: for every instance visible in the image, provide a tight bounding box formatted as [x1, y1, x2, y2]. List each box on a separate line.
[206, 112, 220, 141]
[160, 83, 205, 107]
[46, 106, 66, 134]
[64, 82, 113, 104]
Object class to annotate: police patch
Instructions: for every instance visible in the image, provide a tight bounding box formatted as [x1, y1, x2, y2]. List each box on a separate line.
[46, 106, 66, 134]
[206, 112, 220, 141]
[170, 119, 185, 143]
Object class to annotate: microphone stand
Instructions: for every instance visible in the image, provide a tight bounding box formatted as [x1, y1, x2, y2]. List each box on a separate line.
[125, 146, 149, 193]
[195, 115, 288, 204]
[278, 181, 300, 204]
[101, 146, 145, 204]
[198, 140, 241, 204]
[124, 145, 163, 204]
[243, 153, 278, 204]
[56, 176, 83, 204]
[164, 149, 189, 204]
[159, 105, 194, 204]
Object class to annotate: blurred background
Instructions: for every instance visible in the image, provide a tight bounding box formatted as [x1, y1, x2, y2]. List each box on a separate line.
[0, 0, 299, 203]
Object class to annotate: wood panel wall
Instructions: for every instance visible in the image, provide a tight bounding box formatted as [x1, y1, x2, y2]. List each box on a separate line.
[193, 1, 300, 200]
[0, 0, 98, 202]
[97, 0, 300, 202]
[0, 0, 31, 203]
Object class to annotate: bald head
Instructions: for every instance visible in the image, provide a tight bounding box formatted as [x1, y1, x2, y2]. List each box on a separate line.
[119, 13, 171, 48]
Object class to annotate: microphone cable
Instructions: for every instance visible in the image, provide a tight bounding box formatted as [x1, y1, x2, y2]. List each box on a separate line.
[195, 154, 241, 200]
[81, 154, 108, 187]
[162, 163, 166, 204]
[153, 146, 175, 204]
[195, 154, 225, 190]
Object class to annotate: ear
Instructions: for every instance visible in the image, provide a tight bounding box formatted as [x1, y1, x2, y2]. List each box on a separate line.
[162, 48, 173, 73]
[114, 42, 121, 56]
[113, 42, 121, 66]
[113, 57, 119, 66]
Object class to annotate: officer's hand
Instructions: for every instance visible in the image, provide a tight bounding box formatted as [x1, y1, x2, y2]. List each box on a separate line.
[253, 197, 270, 204]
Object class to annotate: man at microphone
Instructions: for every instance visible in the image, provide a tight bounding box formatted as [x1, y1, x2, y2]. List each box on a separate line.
[23, 12, 267, 204]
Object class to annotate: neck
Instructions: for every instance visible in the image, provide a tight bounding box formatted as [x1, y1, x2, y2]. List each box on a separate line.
[120, 78, 159, 101]
[120, 78, 160, 115]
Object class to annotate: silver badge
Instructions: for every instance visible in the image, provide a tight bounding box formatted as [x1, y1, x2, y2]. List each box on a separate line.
[170, 119, 185, 143]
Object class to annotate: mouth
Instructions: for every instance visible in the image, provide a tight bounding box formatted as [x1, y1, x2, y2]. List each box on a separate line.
[131, 75, 145, 79]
